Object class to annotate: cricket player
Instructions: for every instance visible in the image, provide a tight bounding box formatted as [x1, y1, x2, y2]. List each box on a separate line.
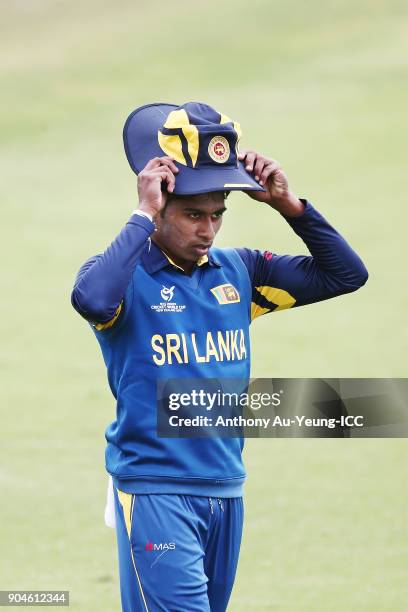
[71, 102, 368, 611]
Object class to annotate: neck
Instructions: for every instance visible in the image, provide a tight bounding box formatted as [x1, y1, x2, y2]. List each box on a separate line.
[152, 238, 195, 274]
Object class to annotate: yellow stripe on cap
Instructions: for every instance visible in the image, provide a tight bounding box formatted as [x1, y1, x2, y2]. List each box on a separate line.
[233, 121, 242, 140]
[220, 113, 242, 154]
[164, 109, 190, 129]
[159, 109, 199, 167]
[157, 132, 186, 165]
[220, 113, 242, 139]
[219, 113, 232, 125]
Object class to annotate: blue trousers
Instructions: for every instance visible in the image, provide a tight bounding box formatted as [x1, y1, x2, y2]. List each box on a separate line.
[113, 488, 244, 611]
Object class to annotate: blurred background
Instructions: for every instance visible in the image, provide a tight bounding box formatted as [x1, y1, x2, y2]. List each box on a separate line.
[1, 0, 407, 609]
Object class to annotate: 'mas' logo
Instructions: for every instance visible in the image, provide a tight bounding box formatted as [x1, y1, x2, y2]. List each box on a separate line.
[145, 541, 176, 551]
[161, 285, 174, 301]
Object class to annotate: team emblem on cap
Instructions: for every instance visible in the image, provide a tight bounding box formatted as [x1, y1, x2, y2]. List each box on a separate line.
[208, 136, 230, 164]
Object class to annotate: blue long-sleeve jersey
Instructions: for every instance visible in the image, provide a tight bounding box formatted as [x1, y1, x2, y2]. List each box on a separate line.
[71, 200, 368, 496]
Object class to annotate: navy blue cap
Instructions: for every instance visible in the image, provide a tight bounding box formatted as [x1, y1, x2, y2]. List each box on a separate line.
[123, 102, 266, 195]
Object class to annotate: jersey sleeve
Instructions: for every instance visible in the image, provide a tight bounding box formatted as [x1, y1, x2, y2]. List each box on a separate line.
[71, 213, 155, 328]
[235, 200, 368, 321]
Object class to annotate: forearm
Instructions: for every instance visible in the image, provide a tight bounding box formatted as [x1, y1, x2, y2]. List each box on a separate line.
[268, 192, 305, 217]
[71, 214, 155, 322]
[283, 200, 368, 293]
[237, 199, 368, 315]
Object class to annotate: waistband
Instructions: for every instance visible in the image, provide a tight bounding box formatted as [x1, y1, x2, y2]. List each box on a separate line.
[111, 474, 245, 498]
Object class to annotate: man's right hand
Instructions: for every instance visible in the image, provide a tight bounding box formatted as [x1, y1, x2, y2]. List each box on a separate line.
[137, 156, 178, 219]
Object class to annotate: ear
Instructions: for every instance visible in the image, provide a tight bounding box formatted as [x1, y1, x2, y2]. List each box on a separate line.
[160, 197, 173, 219]
[154, 213, 163, 231]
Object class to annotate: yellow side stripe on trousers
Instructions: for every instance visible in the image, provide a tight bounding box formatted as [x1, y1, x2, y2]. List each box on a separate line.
[117, 490, 149, 612]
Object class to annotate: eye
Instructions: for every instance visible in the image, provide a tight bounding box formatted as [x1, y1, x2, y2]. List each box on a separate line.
[212, 211, 225, 219]
[189, 212, 201, 219]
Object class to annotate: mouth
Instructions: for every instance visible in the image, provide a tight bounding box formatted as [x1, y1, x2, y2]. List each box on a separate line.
[192, 243, 212, 256]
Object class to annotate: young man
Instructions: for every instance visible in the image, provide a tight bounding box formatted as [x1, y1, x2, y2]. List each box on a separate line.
[71, 102, 368, 611]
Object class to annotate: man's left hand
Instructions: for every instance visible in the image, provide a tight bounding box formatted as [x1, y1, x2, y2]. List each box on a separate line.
[238, 150, 305, 217]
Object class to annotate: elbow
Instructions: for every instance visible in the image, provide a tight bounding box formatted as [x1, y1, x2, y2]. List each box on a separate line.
[71, 255, 118, 323]
[71, 286, 94, 319]
[352, 259, 369, 289]
[357, 263, 369, 288]
[71, 285, 115, 323]
[343, 259, 369, 293]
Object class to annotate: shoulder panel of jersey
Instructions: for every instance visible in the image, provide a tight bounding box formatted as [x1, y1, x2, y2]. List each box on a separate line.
[235, 248, 296, 321]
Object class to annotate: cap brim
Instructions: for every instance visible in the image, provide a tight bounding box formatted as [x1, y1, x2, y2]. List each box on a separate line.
[123, 103, 266, 195]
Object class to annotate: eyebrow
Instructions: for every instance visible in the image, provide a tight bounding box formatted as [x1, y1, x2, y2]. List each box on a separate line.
[183, 206, 227, 214]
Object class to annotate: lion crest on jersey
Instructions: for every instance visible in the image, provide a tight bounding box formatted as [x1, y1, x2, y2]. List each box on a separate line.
[210, 284, 240, 304]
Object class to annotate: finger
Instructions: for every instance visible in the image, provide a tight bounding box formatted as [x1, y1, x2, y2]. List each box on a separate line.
[143, 156, 165, 171]
[144, 168, 174, 190]
[259, 162, 281, 186]
[157, 156, 179, 174]
[253, 157, 270, 182]
[242, 150, 256, 172]
[154, 168, 176, 192]
[237, 149, 247, 161]
[144, 156, 179, 174]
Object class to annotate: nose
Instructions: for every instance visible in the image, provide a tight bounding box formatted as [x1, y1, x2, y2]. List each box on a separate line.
[197, 217, 216, 242]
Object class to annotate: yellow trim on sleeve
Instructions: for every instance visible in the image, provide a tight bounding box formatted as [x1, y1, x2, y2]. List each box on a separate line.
[251, 286, 296, 320]
[255, 286, 296, 312]
[94, 302, 123, 331]
[251, 302, 271, 321]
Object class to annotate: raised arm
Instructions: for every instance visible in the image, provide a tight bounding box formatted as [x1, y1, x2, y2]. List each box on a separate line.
[71, 215, 155, 327]
[235, 150, 368, 320]
[71, 156, 178, 327]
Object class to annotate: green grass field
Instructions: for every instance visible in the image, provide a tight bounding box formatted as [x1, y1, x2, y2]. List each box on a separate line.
[1, 1, 407, 609]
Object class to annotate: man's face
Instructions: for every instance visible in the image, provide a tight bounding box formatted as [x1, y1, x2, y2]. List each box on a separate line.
[152, 191, 226, 267]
